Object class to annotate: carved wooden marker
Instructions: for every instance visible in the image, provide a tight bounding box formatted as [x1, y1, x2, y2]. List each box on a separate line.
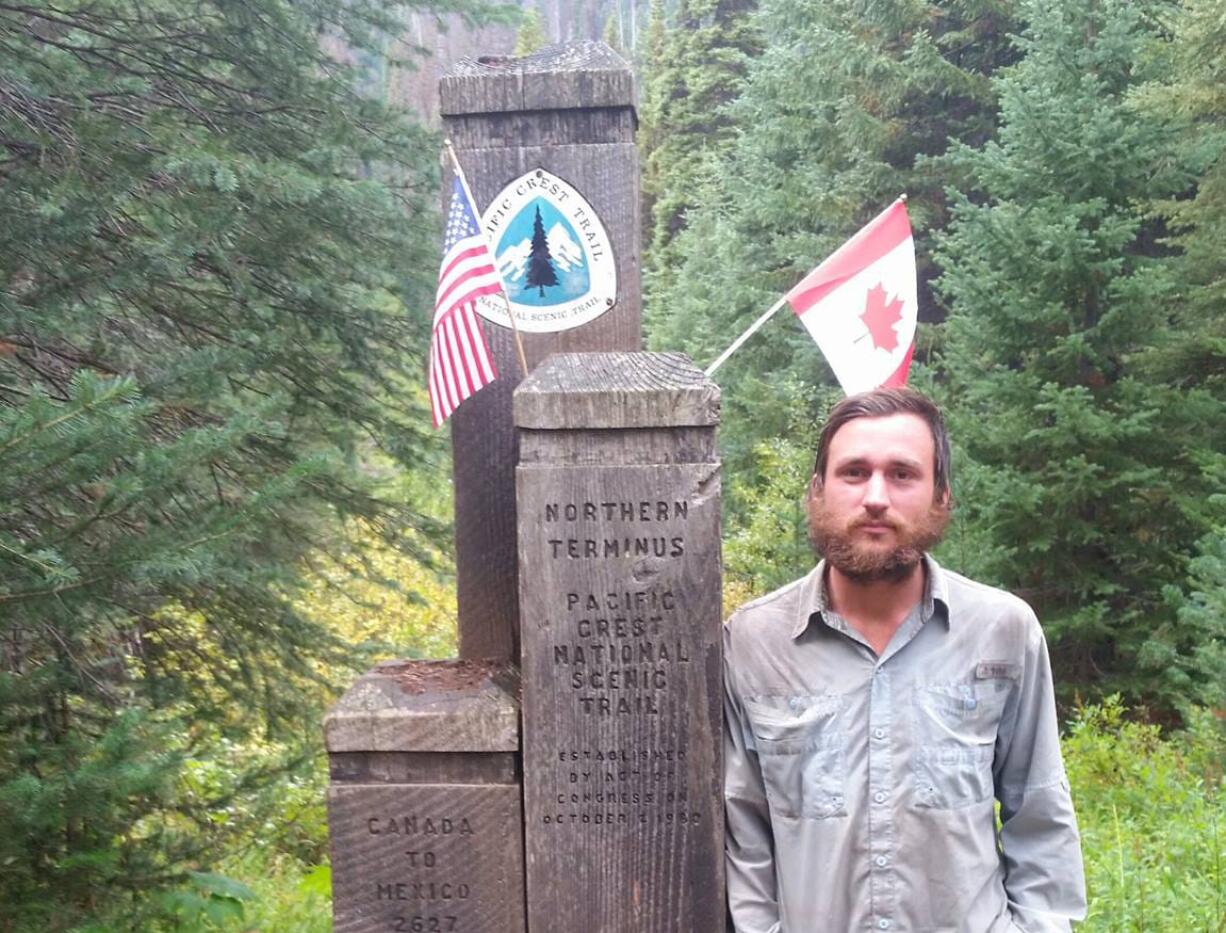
[325, 661, 525, 933]
[441, 42, 642, 662]
[515, 352, 723, 933]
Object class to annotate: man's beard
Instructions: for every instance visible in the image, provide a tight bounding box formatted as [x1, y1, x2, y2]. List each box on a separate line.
[808, 496, 950, 584]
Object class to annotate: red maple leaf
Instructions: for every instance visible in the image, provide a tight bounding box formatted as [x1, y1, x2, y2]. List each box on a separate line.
[860, 283, 904, 352]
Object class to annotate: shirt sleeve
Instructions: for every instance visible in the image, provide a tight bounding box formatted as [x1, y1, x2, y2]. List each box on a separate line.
[993, 612, 1088, 932]
[723, 624, 782, 933]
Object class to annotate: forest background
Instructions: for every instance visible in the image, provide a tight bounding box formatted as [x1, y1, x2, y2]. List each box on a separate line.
[1, 0, 1224, 929]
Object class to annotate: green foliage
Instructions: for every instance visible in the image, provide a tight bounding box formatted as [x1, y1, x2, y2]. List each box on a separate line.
[646, 0, 1020, 517]
[1065, 698, 1226, 930]
[602, 11, 624, 53]
[514, 8, 550, 55]
[638, 0, 761, 297]
[296, 518, 459, 663]
[66, 750, 336, 931]
[1132, 0, 1226, 396]
[1157, 454, 1226, 713]
[722, 435, 812, 601]
[0, 0, 490, 925]
[934, 0, 1221, 706]
[153, 872, 256, 930]
[214, 858, 333, 933]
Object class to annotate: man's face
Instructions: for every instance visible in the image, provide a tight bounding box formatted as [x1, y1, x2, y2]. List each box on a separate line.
[808, 412, 950, 583]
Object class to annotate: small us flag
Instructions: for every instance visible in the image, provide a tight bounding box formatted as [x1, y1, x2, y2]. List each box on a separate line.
[429, 178, 501, 427]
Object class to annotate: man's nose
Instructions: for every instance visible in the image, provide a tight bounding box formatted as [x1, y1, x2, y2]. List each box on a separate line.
[863, 471, 889, 509]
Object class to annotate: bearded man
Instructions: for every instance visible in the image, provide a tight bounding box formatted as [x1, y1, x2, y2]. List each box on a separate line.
[723, 388, 1086, 933]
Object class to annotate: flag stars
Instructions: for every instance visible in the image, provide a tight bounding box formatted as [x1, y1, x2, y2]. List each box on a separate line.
[445, 202, 478, 249]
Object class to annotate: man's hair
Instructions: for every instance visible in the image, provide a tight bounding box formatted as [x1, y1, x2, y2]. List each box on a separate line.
[812, 387, 952, 501]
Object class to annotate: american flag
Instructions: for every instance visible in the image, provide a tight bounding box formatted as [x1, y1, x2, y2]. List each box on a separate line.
[429, 178, 501, 427]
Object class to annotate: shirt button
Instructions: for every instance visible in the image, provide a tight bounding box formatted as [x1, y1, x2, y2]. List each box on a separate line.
[873, 728, 886, 739]
[875, 855, 888, 867]
[873, 791, 887, 804]
[878, 921, 890, 930]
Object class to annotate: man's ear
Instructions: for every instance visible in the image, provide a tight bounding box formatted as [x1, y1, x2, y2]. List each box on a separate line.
[808, 472, 823, 499]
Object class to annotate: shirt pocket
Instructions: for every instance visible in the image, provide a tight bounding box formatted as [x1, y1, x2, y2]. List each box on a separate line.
[912, 680, 1010, 810]
[743, 694, 848, 820]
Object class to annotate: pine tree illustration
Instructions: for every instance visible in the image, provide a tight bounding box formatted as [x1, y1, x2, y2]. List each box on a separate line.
[525, 205, 559, 297]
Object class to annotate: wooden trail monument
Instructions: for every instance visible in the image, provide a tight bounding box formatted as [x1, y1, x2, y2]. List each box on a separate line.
[326, 42, 724, 933]
[326, 661, 525, 933]
[516, 352, 724, 932]
[442, 41, 642, 662]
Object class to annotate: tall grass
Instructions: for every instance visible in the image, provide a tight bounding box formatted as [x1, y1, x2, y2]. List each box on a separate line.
[1067, 698, 1225, 931]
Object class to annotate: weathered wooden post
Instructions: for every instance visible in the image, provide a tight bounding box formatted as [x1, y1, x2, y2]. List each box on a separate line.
[515, 352, 724, 932]
[325, 660, 525, 932]
[326, 42, 683, 933]
[441, 42, 642, 662]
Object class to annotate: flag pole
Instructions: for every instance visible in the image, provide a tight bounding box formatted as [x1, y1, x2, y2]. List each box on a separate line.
[704, 295, 789, 378]
[444, 139, 530, 378]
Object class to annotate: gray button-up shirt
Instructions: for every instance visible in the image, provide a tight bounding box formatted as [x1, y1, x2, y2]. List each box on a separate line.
[724, 556, 1086, 932]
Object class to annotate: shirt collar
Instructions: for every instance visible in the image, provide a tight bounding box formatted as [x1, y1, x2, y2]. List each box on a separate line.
[791, 553, 951, 640]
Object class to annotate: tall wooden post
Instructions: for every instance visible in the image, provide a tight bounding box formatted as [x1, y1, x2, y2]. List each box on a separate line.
[441, 42, 642, 662]
[515, 352, 724, 933]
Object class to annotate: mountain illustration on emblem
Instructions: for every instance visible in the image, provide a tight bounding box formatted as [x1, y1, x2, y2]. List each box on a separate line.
[495, 197, 590, 306]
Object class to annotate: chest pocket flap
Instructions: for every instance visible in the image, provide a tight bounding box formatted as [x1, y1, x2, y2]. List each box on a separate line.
[743, 693, 847, 820]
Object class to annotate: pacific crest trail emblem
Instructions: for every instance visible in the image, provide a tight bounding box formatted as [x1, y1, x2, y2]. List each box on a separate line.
[475, 169, 617, 334]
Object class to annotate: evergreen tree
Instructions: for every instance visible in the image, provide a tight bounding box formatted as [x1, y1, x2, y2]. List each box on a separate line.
[0, 0, 494, 923]
[1158, 454, 1226, 712]
[1133, 0, 1226, 395]
[515, 7, 550, 55]
[638, 0, 760, 300]
[526, 205, 559, 297]
[603, 9, 625, 53]
[636, 0, 670, 246]
[1133, 0, 1226, 710]
[646, 0, 1019, 516]
[934, 0, 1217, 707]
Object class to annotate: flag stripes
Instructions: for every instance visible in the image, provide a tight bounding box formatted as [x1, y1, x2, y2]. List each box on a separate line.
[429, 305, 497, 427]
[435, 247, 499, 321]
[429, 178, 502, 427]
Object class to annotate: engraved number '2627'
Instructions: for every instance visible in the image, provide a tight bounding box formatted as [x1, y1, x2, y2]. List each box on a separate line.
[393, 917, 457, 932]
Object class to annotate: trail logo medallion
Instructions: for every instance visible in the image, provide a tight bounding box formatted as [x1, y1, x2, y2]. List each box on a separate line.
[475, 169, 617, 333]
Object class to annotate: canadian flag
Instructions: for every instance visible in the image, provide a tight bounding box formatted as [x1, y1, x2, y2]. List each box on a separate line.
[785, 198, 917, 394]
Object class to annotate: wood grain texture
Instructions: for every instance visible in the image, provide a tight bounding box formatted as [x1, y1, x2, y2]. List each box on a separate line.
[325, 661, 525, 933]
[444, 108, 636, 151]
[514, 352, 724, 933]
[329, 783, 526, 933]
[514, 352, 719, 429]
[329, 752, 518, 786]
[324, 660, 520, 754]
[443, 41, 642, 662]
[440, 41, 634, 116]
[518, 426, 718, 466]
